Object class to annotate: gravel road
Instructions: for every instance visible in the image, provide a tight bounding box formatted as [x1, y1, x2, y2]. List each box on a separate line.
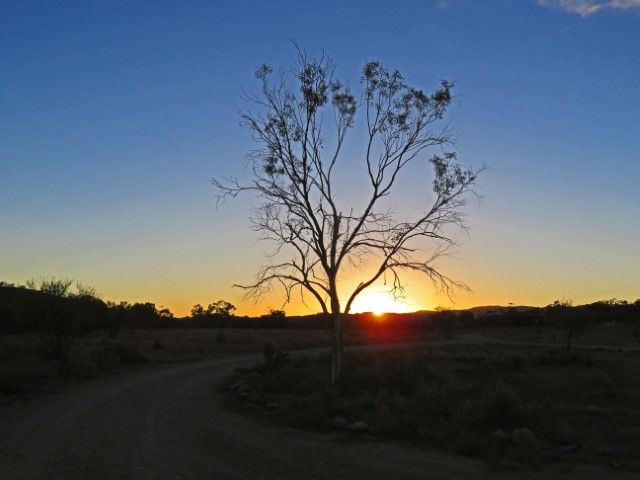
[0, 352, 635, 479]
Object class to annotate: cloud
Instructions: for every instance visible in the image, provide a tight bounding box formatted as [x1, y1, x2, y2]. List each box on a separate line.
[536, 0, 640, 16]
[435, 0, 473, 9]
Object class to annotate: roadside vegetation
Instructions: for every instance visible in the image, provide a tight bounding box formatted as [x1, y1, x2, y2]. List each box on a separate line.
[0, 278, 331, 395]
[227, 343, 640, 471]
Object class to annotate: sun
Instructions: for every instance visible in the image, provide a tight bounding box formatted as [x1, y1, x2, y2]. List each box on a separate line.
[350, 291, 414, 315]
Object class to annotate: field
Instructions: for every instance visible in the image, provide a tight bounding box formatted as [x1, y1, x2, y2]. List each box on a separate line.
[0, 328, 334, 397]
[221, 324, 640, 472]
[2, 322, 640, 474]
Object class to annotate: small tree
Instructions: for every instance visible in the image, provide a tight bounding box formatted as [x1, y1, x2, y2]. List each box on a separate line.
[260, 308, 287, 328]
[74, 282, 102, 300]
[128, 302, 167, 329]
[105, 301, 130, 338]
[430, 306, 458, 338]
[191, 304, 205, 318]
[190, 300, 237, 327]
[26, 277, 104, 374]
[546, 299, 584, 352]
[214, 47, 483, 384]
[207, 300, 237, 317]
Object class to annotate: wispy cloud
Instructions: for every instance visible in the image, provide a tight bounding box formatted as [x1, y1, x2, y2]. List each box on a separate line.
[536, 0, 640, 17]
[436, 0, 468, 9]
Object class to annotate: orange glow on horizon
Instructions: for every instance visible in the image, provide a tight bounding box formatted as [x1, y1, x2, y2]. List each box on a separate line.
[349, 291, 417, 315]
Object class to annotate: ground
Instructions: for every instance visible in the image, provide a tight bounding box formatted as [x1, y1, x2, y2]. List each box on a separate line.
[0, 325, 639, 479]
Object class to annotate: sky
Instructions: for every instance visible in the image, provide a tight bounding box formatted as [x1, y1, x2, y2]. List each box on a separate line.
[1, 0, 639, 316]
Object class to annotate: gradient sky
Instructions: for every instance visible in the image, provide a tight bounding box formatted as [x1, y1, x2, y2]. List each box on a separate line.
[2, 0, 639, 316]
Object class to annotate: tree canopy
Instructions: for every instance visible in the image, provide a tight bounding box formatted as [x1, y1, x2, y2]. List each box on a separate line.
[214, 47, 484, 382]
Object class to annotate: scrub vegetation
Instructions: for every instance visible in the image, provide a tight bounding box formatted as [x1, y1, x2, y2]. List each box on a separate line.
[227, 342, 640, 471]
[2, 278, 640, 473]
[223, 301, 640, 471]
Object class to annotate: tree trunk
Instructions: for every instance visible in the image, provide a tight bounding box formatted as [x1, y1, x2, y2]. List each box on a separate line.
[331, 311, 343, 386]
[565, 329, 573, 352]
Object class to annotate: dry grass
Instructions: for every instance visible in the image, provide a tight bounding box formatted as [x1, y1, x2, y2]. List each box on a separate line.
[224, 331, 640, 472]
[0, 328, 336, 396]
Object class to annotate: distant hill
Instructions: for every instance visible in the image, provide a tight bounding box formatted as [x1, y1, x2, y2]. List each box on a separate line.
[288, 305, 541, 319]
[465, 305, 540, 315]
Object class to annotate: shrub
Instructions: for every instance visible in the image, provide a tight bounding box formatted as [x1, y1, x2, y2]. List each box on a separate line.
[231, 348, 560, 468]
[90, 347, 120, 370]
[371, 393, 415, 437]
[0, 380, 26, 395]
[114, 344, 147, 363]
[0, 335, 35, 361]
[412, 378, 472, 417]
[263, 343, 289, 371]
[453, 385, 526, 433]
[64, 349, 99, 380]
[373, 402, 397, 435]
[251, 355, 329, 395]
[537, 349, 593, 367]
[453, 430, 486, 457]
[508, 353, 528, 372]
[281, 388, 335, 428]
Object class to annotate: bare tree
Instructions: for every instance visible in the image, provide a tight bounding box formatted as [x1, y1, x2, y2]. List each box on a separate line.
[26, 276, 75, 297]
[25, 277, 104, 374]
[214, 48, 484, 384]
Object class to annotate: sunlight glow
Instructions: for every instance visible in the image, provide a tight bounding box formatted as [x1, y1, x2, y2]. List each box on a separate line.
[350, 291, 415, 315]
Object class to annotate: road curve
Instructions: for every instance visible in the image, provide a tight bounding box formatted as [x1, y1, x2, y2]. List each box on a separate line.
[0, 353, 635, 479]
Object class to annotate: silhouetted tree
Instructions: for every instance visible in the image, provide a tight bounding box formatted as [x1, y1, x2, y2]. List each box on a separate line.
[74, 282, 102, 300]
[105, 301, 129, 338]
[260, 308, 287, 328]
[26, 276, 74, 297]
[546, 299, 584, 352]
[0, 296, 14, 332]
[128, 302, 162, 329]
[25, 277, 105, 374]
[458, 310, 475, 324]
[191, 304, 205, 317]
[430, 306, 458, 338]
[189, 300, 237, 327]
[633, 300, 640, 342]
[214, 46, 483, 384]
[207, 300, 236, 317]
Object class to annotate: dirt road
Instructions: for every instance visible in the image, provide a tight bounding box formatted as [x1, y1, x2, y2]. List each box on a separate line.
[0, 353, 635, 479]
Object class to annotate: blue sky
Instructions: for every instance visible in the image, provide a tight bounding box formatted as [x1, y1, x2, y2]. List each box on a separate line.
[1, 0, 639, 315]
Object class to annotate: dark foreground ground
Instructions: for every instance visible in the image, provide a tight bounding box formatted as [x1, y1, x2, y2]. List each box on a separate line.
[1, 334, 639, 479]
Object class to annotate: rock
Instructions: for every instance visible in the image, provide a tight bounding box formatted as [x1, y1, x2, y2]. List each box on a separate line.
[237, 392, 260, 404]
[417, 428, 436, 441]
[351, 421, 370, 433]
[230, 380, 251, 394]
[245, 391, 259, 401]
[493, 429, 512, 442]
[558, 443, 578, 453]
[512, 428, 536, 448]
[237, 384, 252, 394]
[601, 446, 631, 460]
[331, 417, 350, 430]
